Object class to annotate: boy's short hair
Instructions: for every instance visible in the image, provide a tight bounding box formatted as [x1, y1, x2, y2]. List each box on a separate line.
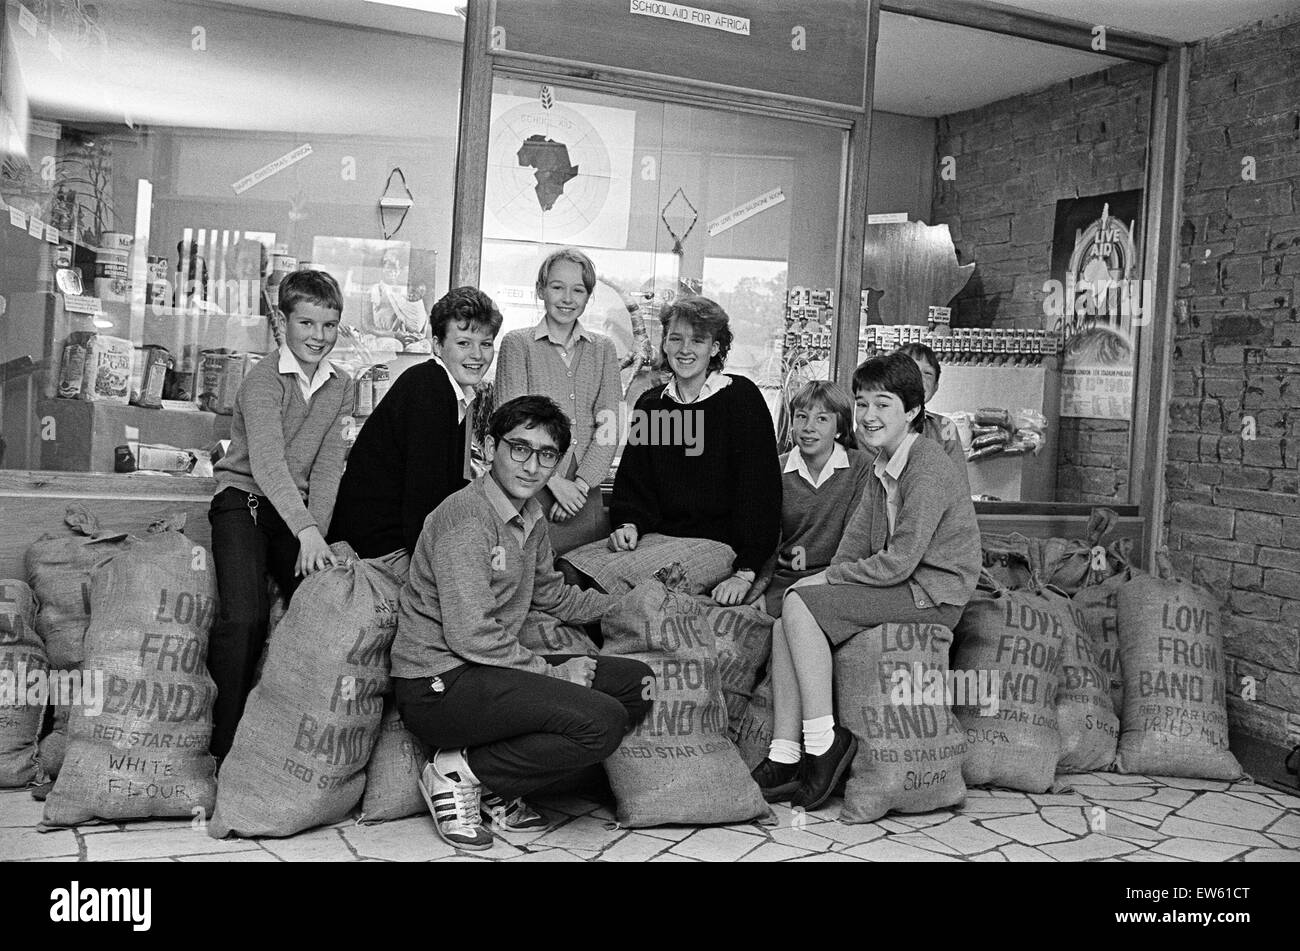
[535, 248, 597, 296]
[278, 269, 343, 318]
[790, 380, 857, 449]
[488, 395, 572, 457]
[659, 296, 733, 376]
[429, 286, 504, 343]
[898, 342, 941, 385]
[852, 352, 926, 434]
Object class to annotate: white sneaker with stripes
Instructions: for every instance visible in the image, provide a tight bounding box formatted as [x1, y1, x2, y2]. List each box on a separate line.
[418, 759, 492, 851]
[481, 790, 551, 833]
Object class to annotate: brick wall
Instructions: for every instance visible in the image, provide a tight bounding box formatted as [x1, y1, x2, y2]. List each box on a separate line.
[932, 62, 1152, 504]
[1166, 10, 1300, 746]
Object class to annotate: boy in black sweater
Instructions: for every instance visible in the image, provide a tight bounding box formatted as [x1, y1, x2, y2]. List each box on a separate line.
[329, 288, 502, 560]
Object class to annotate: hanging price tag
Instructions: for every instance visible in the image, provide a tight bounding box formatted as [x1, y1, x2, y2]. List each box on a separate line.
[28, 217, 44, 239]
[8, 208, 26, 229]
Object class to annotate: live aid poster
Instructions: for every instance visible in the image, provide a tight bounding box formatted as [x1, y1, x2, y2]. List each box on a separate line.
[1049, 189, 1145, 421]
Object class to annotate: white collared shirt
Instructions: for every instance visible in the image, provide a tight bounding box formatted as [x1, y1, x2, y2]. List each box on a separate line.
[433, 355, 474, 423]
[533, 318, 592, 369]
[481, 472, 543, 549]
[785, 443, 850, 490]
[872, 431, 919, 536]
[663, 371, 732, 405]
[278, 347, 337, 402]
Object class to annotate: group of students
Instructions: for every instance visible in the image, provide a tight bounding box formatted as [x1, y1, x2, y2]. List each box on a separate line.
[206, 248, 983, 851]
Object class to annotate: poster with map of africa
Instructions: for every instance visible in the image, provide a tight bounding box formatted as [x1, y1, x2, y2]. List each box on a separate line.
[483, 93, 635, 249]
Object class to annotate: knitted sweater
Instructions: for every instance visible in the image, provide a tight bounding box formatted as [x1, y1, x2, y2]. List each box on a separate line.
[824, 436, 981, 609]
[777, 447, 872, 572]
[493, 323, 622, 488]
[610, 374, 781, 575]
[328, 360, 469, 558]
[213, 352, 353, 537]
[390, 477, 613, 679]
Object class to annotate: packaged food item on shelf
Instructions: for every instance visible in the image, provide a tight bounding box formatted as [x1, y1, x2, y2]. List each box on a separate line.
[164, 344, 200, 402]
[78, 335, 133, 403]
[57, 332, 96, 399]
[198, 350, 246, 414]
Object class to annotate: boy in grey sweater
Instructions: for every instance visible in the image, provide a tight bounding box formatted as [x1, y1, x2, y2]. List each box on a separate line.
[209, 269, 355, 759]
[393, 395, 652, 851]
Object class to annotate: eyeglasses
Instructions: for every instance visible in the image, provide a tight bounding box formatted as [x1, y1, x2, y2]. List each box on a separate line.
[501, 437, 561, 469]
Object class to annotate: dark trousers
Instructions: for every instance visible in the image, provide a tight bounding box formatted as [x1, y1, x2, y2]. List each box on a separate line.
[208, 487, 302, 759]
[395, 656, 653, 801]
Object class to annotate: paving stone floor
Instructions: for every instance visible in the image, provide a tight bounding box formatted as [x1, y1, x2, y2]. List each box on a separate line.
[3, 772, 1299, 862]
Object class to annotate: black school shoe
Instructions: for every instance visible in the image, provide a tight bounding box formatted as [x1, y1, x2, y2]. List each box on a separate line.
[751, 758, 803, 803]
[790, 726, 857, 811]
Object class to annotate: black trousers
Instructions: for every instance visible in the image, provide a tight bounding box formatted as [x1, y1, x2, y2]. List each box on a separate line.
[395, 655, 654, 801]
[208, 487, 302, 759]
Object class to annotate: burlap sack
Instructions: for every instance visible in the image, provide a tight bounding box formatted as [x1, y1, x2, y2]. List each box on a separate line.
[1072, 569, 1137, 719]
[953, 577, 1065, 793]
[43, 527, 219, 825]
[516, 610, 597, 655]
[600, 572, 771, 827]
[210, 547, 402, 838]
[731, 668, 773, 771]
[25, 505, 132, 669]
[560, 534, 735, 597]
[836, 623, 968, 822]
[1114, 553, 1242, 780]
[713, 604, 773, 738]
[1045, 589, 1118, 773]
[357, 701, 424, 824]
[0, 580, 47, 787]
[37, 712, 67, 781]
[981, 509, 1122, 597]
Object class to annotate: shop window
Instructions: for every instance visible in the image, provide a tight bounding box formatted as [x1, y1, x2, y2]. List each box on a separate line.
[862, 13, 1156, 505]
[0, 0, 464, 475]
[477, 76, 846, 452]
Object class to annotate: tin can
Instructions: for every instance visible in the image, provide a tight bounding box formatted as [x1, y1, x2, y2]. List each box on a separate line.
[355, 368, 374, 416]
[217, 353, 247, 415]
[165, 344, 200, 401]
[370, 365, 390, 407]
[58, 331, 95, 399]
[54, 244, 74, 268]
[131, 344, 173, 408]
[99, 231, 133, 250]
[198, 349, 232, 412]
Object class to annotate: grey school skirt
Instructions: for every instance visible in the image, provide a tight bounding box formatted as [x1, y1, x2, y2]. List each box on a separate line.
[784, 581, 963, 645]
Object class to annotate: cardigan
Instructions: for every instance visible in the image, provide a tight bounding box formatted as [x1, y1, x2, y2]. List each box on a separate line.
[493, 322, 622, 488]
[391, 476, 613, 679]
[213, 350, 353, 538]
[328, 359, 469, 558]
[609, 373, 781, 575]
[824, 435, 981, 610]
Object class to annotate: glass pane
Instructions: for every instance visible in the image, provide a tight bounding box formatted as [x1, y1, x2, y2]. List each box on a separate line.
[479, 77, 846, 469]
[863, 12, 1155, 504]
[0, 0, 464, 474]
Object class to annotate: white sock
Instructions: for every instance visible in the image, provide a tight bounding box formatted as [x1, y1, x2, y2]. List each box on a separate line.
[434, 748, 478, 785]
[768, 739, 802, 765]
[803, 716, 836, 756]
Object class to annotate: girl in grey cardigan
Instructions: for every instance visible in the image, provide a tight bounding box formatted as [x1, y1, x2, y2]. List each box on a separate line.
[753, 352, 981, 811]
[494, 248, 622, 554]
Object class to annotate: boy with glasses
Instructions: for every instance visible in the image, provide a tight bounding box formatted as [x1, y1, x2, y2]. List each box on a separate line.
[391, 395, 653, 851]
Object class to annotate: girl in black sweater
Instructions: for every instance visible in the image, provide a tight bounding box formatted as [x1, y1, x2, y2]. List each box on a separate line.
[608, 297, 781, 605]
